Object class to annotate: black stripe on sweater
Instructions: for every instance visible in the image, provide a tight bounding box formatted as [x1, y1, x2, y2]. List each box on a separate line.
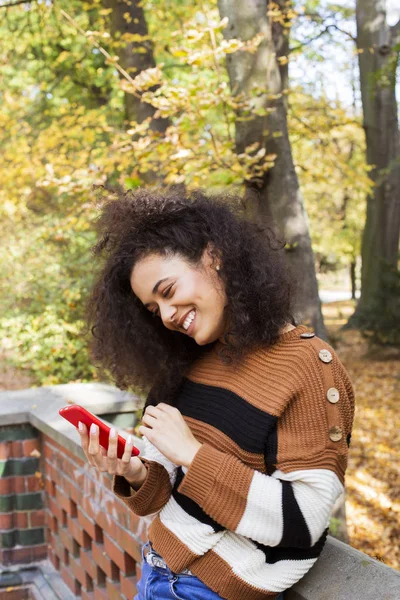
[175, 379, 277, 454]
[172, 467, 224, 532]
[280, 481, 312, 548]
[255, 528, 328, 563]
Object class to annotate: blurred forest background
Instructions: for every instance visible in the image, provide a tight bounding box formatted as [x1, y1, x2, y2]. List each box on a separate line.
[0, 0, 399, 571]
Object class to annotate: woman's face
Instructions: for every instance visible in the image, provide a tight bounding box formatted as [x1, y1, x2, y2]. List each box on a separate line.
[130, 249, 228, 345]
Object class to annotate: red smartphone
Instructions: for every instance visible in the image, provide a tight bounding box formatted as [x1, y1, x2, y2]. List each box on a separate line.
[59, 404, 140, 459]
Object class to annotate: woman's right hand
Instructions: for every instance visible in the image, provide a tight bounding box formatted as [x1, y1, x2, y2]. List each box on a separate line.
[77, 422, 147, 489]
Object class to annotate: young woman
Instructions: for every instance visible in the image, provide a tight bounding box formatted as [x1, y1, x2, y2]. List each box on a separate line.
[78, 188, 354, 600]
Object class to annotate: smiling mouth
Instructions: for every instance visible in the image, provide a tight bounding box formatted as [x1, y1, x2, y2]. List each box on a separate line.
[182, 309, 196, 332]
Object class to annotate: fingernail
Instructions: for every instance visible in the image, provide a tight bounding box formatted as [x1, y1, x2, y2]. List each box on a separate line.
[90, 423, 96, 434]
[110, 428, 116, 438]
[127, 435, 133, 445]
[78, 422, 83, 432]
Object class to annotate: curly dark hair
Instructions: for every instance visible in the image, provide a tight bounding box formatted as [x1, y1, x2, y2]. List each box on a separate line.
[85, 187, 295, 408]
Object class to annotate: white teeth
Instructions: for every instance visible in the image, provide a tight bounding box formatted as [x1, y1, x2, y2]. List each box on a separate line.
[183, 310, 196, 330]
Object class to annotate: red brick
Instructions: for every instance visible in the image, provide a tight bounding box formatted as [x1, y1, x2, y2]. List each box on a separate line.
[60, 565, 80, 595]
[104, 533, 136, 576]
[113, 521, 142, 564]
[67, 514, 90, 548]
[110, 500, 130, 531]
[70, 553, 87, 586]
[26, 473, 43, 492]
[80, 547, 97, 580]
[13, 475, 26, 493]
[81, 590, 95, 600]
[77, 506, 97, 540]
[44, 476, 54, 496]
[0, 441, 11, 460]
[47, 495, 62, 521]
[43, 441, 55, 460]
[51, 534, 65, 561]
[59, 527, 75, 554]
[11, 440, 23, 458]
[112, 496, 144, 535]
[48, 546, 59, 570]
[30, 544, 47, 561]
[136, 561, 142, 581]
[63, 444, 86, 468]
[46, 512, 58, 534]
[63, 475, 82, 504]
[23, 438, 41, 457]
[0, 548, 12, 566]
[14, 511, 29, 528]
[121, 573, 138, 599]
[93, 588, 108, 600]
[7, 546, 32, 563]
[81, 494, 103, 525]
[0, 476, 12, 494]
[30, 509, 46, 527]
[0, 512, 13, 529]
[92, 542, 119, 580]
[55, 486, 75, 516]
[105, 578, 124, 600]
[45, 461, 61, 486]
[102, 475, 112, 491]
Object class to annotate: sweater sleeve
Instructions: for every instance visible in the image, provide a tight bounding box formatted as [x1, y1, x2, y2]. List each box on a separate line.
[112, 436, 177, 517]
[178, 346, 354, 549]
[177, 444, 343, 548]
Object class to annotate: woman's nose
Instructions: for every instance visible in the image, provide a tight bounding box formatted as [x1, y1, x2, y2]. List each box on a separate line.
[159, 303, 177, 327]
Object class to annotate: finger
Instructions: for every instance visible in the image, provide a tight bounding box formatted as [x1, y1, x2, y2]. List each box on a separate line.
[107, 428, 118, 471]
[138, 425, 152, 439]
[88, 424, 104, 467]
[142, 413, 158, 428]
[156, 403, 179, 415]
[77, 422, 93, 462]
[120, 435, 135, 467]
[144, 406, 163, 417]
[77, 422, 89, 448]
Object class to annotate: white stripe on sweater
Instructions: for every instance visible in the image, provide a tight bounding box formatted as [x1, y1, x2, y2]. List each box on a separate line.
[213, 531, 317, 593]
[236, 468, 343, 546]
[159, 496, 225, 555]
[140, 436, 177, 487]
[236, 469, 283, 545]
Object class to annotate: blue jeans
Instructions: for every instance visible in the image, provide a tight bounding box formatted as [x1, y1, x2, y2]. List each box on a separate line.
[134, 541, 285, 600]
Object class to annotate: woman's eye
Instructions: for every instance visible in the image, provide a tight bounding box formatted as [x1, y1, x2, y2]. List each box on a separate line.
[150, 284, 174, 316]
[162, 285, 173, 298]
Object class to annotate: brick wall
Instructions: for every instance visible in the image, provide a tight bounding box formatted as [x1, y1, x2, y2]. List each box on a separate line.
[43, 433, 146, 599]
[1, 422, 148, 600]
[0, 424, 47, 565]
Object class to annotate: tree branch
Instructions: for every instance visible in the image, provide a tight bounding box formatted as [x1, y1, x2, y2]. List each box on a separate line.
[290, 23, 356, 53]
[0, 0, 34, 8]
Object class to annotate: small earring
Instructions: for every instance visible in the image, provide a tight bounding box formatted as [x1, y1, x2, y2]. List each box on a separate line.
[216, 265, 220, 271]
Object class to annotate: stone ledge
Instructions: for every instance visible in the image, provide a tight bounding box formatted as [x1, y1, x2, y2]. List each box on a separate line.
[286, 536, 400, 599]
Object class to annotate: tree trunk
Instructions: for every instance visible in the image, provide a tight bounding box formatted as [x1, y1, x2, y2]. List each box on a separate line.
[217, 0, 326, 338]
[350, 261, 357, 300]
[348, 1, 400, 325]
[104, 0, 169, 133]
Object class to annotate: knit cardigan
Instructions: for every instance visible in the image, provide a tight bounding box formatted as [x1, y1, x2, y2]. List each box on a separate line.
[113, 325, 355, 599]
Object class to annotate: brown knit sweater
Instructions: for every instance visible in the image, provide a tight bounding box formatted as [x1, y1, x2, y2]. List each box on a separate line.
[113, 325, 355, 599]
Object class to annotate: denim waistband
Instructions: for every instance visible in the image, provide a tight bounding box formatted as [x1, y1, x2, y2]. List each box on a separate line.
[143, 541, 194, 576]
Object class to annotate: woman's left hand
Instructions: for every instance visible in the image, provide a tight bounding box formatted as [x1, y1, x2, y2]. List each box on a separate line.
[138, 403, 202, 468]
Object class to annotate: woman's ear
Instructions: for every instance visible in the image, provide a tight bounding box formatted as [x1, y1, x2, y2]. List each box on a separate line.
[202, 243, 222, 271]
